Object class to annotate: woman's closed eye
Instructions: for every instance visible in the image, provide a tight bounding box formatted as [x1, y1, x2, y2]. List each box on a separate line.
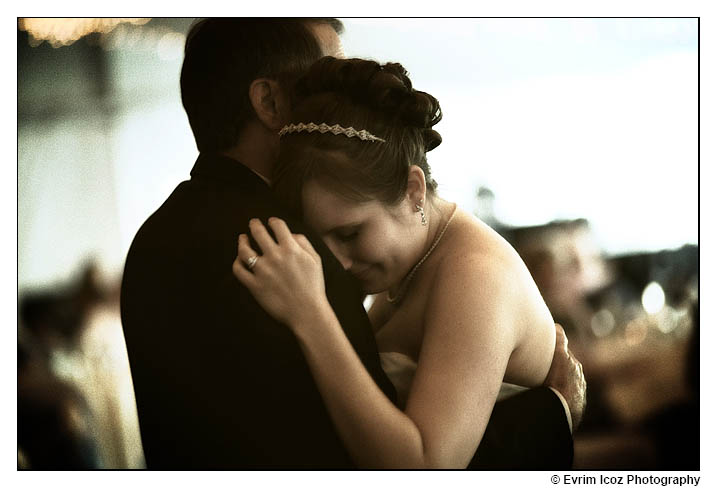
[334, 226, 359, 243]
[335, 228, 360, 242]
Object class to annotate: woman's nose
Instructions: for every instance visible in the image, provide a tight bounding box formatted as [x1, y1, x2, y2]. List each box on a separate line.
[336, 253, 353, 271]
[327, 241, 353, 271]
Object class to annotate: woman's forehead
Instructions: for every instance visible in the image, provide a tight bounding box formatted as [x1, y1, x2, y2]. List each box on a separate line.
[302, 179, 376, 228]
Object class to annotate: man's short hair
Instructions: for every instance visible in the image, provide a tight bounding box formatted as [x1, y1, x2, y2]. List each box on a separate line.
[180, 18, 344, 153]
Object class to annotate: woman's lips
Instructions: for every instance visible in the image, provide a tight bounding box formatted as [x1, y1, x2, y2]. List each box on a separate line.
[351, 266, 373, 281]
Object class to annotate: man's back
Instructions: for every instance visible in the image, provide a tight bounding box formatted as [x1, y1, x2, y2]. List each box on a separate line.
[121, 153, 395, 468]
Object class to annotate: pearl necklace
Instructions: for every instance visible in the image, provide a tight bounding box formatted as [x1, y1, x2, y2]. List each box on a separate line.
[387, 204, 457, 304]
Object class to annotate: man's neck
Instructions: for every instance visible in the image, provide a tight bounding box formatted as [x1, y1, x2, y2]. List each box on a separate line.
[221, 147, 271, 185]
[220, 123, 277, 184]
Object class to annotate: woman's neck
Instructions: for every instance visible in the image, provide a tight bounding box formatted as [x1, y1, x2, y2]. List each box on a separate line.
[386, 198, 457, 304]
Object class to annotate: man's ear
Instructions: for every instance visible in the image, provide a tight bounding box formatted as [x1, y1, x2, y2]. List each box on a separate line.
[406, 165, 427, 205]
[248, 78, 290, 131]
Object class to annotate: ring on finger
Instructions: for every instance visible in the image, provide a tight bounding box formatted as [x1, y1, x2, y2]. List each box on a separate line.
[245, 255, 259, 271]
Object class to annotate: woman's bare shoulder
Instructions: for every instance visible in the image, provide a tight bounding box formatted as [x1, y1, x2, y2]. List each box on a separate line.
[440, 208, 525, 276]
[425, 209, 525, 329]
[432, 206, 556, 384]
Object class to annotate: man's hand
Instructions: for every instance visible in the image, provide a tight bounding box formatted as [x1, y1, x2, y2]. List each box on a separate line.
[544, 324, 586, 431]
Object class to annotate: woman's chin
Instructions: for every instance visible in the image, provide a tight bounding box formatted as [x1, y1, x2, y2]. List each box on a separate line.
[354, 274, 386, 295]
[352, 266, 396, 295]
[360, 277, 398, 296]
[360, 283, 385, 295]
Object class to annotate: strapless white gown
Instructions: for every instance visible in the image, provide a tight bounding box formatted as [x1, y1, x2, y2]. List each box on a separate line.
[379, 351, 527, 409]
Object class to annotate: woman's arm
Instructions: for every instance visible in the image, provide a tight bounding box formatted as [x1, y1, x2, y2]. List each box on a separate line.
[232, 217, 529, 468]
[404, 250, 520, 467]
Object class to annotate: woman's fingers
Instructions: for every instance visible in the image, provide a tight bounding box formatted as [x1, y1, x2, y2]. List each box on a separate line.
[232, 255, 256, 285]
[255, 217, 310, 255]
[249, 218, 277, 254]
[293, 233, 318, 258]
[237, 234, 259, 265]
[237, 233, 267, 281]
[233, 235, 258, 286]
[267, 217, 294, 246]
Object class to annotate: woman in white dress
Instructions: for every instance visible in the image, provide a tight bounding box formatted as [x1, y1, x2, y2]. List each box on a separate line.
[233, 57, 559, 468]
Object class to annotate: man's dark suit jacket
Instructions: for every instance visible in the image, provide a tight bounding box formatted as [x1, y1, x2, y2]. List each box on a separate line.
[121, 153, 573, 469]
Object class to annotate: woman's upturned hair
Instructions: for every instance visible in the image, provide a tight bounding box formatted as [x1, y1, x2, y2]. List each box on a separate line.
[273, 57, 443, 218]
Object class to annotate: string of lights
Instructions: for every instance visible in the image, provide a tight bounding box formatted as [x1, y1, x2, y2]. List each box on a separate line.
[19, 18, 151, 48]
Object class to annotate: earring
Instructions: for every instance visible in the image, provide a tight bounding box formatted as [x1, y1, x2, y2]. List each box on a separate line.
[415, 202, 427, 226]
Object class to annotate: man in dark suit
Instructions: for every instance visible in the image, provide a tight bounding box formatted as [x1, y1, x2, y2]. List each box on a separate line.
[121, 18, 584, 469]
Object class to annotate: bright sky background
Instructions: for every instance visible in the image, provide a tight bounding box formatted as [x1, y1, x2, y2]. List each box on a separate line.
[340, 18, 698, 255]
[15, 18, 699, 291]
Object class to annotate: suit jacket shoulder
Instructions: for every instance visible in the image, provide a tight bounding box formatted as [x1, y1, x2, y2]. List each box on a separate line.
[121, 153, 394, 469]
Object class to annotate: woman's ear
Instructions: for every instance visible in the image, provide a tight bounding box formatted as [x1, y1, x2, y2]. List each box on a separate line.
[406, 165, 427, 205]
[248, 78, 291, 131]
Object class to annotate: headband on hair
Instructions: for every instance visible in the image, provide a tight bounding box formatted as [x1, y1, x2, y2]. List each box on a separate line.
[279, 122, 386, 143]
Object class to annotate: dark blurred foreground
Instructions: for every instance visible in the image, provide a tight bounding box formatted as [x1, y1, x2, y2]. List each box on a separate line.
[18, 263, 145, 469]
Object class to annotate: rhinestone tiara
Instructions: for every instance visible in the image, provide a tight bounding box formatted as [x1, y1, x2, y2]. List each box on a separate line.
[278, 122, 386, 143]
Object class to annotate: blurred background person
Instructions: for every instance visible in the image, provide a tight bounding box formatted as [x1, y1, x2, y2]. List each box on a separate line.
[18, 261, 145, 468]
[501, 217, 697, 468]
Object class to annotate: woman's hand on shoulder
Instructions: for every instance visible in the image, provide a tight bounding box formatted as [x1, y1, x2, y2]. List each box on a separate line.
[232, 217, 329, 330]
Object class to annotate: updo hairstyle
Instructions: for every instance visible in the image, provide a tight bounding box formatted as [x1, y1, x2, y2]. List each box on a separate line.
[272, 57, 443, 218]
